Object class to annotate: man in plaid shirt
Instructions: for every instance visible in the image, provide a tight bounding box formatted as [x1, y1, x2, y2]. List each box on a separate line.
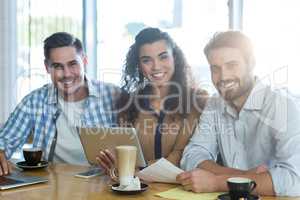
[0, 32, 120, 175]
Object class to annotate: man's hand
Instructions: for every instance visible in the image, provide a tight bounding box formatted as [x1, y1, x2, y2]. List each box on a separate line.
[199, 160, 269, 176]
[245, 164, 268, 175]
[0, 151, 11, 176]
[176, 169, 219, 193]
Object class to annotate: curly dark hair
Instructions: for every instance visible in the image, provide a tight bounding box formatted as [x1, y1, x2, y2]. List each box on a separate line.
[118, 27, 193, 124]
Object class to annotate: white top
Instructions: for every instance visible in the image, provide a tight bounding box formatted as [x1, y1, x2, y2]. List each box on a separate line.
[181, 81, 300, 196]
[53, 96, 89, 166]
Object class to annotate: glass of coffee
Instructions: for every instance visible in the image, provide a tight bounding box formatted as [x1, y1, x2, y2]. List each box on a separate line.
[109, 145, 137, 186]
[23, 148, 43, 166]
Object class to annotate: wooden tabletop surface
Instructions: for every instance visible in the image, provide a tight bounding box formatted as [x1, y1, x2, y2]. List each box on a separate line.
[0, 164, 175, 200]
[0, 164, 298, 200]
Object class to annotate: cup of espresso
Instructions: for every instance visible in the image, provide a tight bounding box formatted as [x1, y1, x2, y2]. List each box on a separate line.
[109, 145, 137, 186]
[23, 148, 43, 166]
[227, 177, 257, 200]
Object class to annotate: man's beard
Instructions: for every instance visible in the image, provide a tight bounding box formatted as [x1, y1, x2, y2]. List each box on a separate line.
[217, 77, 253, 102]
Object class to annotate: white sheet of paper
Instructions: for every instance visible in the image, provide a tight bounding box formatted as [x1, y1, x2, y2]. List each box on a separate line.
[136, 158, 184, 183]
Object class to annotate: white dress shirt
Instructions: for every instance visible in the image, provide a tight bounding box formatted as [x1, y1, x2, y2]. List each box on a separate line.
[181, 81, 300, 196]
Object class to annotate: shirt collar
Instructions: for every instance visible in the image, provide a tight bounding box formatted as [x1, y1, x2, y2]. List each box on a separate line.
[85, 77, 101, 98]
[242, 79, 268, 110]
[47, 76, 97, 104]
[47, 83, 58, 104]
[221, 79, 269, 116]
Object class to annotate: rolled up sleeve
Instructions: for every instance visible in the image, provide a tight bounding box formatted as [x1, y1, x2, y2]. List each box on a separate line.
[0, 97, 33, 159]
[269, 142, 300, 197]
[269, 162, 300, 196]
[0, 140, 6, 153]
[180, 99, 219, 171]
[269, 134, 300, 196]
[268, 96, 300, 196]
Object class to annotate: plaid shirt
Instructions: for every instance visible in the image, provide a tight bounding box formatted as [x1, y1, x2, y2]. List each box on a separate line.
[0, 78, 120, 160]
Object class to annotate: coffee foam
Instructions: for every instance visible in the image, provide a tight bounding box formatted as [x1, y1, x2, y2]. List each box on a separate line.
[116, 146, 137, 151]
[23, 148, 42, 152]
[227, 177, 252, 183]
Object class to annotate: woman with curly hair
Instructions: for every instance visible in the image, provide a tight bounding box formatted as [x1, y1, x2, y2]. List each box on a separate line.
[97, 27, 207, 173]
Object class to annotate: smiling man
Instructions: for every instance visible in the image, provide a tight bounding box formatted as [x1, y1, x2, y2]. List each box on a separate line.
[177, 31, 300, 196]
[0, 32, 120, 175]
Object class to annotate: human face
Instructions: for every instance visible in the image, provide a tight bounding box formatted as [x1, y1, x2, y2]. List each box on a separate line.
[139, 40, 175, 88]
[45, 46, 88, 101]
[207, 47, 254, 108]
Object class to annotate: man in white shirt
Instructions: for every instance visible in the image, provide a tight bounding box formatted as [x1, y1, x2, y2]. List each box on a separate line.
[177, 31, 300, 196]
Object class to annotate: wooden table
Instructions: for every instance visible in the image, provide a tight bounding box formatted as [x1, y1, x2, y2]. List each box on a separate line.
[0, 164, 175, 200]
[0, 164, 297, 200]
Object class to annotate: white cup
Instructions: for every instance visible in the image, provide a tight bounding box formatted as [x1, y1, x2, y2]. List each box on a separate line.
[110, 145, 137, 186]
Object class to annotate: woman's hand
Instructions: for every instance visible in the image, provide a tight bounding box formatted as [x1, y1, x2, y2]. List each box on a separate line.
[96, 149, 116, 174]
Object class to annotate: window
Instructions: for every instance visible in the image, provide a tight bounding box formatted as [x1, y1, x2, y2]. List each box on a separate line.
[17, 0, 83, 102]
[16, 0, 234, 101]
[243, 0, 300, 95]
[97, 0, 229, 93]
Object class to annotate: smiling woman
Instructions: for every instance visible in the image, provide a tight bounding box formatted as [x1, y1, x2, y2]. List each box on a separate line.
[139, 40, 175, 89]
[96, 27, 208, 175]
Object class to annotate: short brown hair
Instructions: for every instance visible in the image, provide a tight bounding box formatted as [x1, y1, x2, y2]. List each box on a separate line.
[204, 31, 255, 67]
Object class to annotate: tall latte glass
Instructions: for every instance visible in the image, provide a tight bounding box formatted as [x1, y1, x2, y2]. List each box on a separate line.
[110, 145, 137, 186]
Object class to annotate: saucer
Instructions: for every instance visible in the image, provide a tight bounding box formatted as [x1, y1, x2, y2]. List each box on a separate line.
[218, 193, 260, 200]
[111, 183, 148, 195]
[16, 161, 49, 170]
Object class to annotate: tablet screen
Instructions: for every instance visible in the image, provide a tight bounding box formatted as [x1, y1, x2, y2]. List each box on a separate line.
[0, 177, 24, 185]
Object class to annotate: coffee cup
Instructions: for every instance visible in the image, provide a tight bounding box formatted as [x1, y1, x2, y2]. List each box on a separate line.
[109, 145, 137, 186]
[23, 148, 43, 166]
[227, 177, 256, 200]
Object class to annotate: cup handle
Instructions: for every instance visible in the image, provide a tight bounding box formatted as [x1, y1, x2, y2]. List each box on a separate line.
[109, 167, 119, 182]
[250, 181, 257, 193]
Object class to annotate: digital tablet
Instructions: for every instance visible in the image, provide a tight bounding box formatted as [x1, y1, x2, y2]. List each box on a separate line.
[0, 173, 48, 190]
[78, 127, 147, 167]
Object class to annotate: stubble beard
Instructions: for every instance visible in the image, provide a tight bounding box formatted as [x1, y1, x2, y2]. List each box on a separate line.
[219, 77, 254, 103]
